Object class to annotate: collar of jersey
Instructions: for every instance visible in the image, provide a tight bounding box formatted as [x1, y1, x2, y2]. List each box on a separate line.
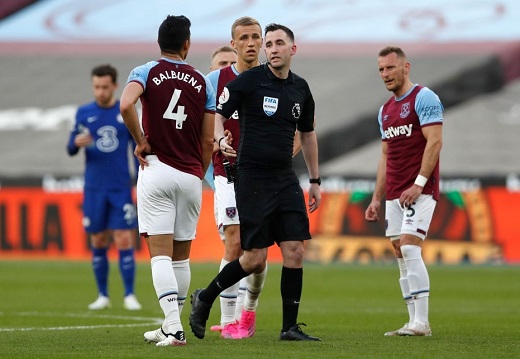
[161, 57, 187, 65]
[230, 64, 240, 76]
[264, 63, 294, 83]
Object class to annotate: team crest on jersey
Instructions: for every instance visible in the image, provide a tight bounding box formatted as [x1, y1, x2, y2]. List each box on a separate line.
[292, 103, 301, 119]
[226, 207, 237, 218]
[263, 96, 278, 116]
[400, 102, 411, 118]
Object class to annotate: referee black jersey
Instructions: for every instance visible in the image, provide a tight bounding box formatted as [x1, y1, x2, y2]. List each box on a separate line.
[216, 63, 315, 173]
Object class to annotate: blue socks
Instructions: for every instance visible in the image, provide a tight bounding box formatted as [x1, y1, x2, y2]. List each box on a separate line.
[119, 248, 136, 296]
[92, 247, 109, 296]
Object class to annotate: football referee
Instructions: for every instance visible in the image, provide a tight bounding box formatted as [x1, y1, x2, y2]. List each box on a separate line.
[189, 23, 321, 341]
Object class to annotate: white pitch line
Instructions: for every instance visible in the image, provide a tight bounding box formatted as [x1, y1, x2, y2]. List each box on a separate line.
[0, 312, 163, 332]
[4, 311, 159, 322]
[0, 323, 159, 332]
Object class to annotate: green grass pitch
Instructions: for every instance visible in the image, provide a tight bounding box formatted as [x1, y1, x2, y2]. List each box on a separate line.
[1, 260, 519, 358]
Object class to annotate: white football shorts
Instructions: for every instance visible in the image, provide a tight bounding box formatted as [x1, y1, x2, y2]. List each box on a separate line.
[137, 155, 202, 241]
[213, 190, 225, 240]
[214, 175, 240, 239]
[385, 194, 437, 240]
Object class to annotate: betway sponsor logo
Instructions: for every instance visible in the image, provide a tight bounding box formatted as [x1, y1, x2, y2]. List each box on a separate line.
[384, 124, 412, 138]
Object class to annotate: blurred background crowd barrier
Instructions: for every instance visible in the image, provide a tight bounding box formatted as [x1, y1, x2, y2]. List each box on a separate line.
[1, 177, 518, 264]
[0, 0, 519, 264]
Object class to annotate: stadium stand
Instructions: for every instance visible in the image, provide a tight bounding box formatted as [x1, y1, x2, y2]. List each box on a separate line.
[0, 1, 519, 181]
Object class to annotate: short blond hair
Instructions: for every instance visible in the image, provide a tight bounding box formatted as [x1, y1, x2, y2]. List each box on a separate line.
[211, 45, 237, 60]
[231, 16, 261, 39]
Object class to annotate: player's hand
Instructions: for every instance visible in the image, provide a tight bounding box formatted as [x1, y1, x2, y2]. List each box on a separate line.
[399, 185, 422, 208]
[220, 132, 236, 158]
[365, 200, 380, 222]
[307, 184, 321, 213]
[134, 137, 152, 169]
[214, 130, 234, 154]
[74, 133, 93, 147]
[224, 129, 233, 145]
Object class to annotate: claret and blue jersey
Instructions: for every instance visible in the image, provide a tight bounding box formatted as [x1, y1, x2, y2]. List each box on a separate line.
[207, 64, 241, 179]
[378, 84, 444, 201]
[125, 58, 215, 179]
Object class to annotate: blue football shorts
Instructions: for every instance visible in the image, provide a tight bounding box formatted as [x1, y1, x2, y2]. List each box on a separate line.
[82, 187, 137, 233]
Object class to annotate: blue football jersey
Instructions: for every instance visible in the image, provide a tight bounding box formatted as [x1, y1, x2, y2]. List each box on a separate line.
[67, 100, 138, 190]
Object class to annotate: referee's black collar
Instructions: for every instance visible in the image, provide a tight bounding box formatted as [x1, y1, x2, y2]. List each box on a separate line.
[263, 63, 295, 84]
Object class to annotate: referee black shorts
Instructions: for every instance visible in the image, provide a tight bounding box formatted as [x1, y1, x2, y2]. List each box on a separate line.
[235, 171, 311, 251]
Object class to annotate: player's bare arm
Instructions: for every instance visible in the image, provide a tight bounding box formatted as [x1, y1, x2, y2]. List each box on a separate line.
[201, 112, 216, 174]
[399, 124, 442, 208]
[120, 82, 151, 168]
[215, 113, 236, 157]
[365, 142, 387, 221]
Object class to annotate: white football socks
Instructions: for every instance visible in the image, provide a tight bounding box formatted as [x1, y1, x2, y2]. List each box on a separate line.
[401, 245, 430, 325]
[171, 258, 190, 314]
[397, 257, 415, 323]
[218, 258, 240, 325]
[151, 255, 182, 334]
[235, 278, 247, 321]
[243, 264, 267, 312]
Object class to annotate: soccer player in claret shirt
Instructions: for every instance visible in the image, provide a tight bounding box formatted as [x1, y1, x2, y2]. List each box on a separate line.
[120, 15, 215, 346]
[66, 64, 142, 312]
[203, 45, 237, 190]
[365, 46, 444, 337]
[205, 16, 268, 340]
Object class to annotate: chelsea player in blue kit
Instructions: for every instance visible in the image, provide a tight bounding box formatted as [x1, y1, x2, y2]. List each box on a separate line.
[67, 64, 142, 311]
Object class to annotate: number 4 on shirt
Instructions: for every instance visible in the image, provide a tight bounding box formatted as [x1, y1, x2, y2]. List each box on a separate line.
[163, 89, 187, 129]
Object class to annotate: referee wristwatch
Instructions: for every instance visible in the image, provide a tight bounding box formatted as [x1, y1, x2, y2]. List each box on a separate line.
[309, 177, 321, 186]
